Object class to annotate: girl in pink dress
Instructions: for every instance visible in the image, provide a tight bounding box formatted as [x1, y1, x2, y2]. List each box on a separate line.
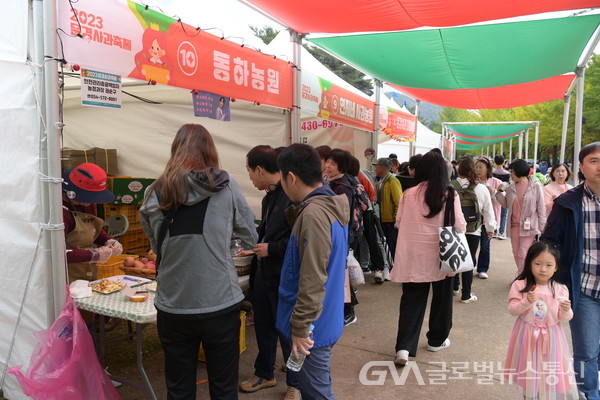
[504, 242, 579, 399]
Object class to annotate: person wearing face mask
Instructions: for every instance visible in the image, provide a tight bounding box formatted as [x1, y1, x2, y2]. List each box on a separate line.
[62, 163, 123, 283]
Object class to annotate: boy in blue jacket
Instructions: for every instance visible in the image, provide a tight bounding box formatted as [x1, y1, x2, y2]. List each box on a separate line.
[276, 144, 350, 399]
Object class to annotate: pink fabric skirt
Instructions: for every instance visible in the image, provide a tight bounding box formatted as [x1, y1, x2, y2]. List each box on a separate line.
[504, 318, 579, 399]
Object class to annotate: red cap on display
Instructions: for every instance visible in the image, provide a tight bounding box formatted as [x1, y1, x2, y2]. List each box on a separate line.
[62, 163, 115, 203]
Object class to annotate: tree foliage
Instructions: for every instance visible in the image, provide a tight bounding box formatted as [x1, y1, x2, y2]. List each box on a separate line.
[249, 25, 279, 45]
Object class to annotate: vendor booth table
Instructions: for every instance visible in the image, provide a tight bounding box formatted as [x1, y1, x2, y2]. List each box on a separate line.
[75, 282, 159, 400]
[74, 276, 250, 399]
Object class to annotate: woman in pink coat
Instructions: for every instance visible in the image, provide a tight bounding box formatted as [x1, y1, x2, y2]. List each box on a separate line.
[543, 163, 573, 218]
[495, 159, 546, 274]
[391, 150, 466, 366]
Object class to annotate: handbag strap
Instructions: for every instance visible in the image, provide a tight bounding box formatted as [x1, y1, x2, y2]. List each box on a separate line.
[443, 188, 455, 227]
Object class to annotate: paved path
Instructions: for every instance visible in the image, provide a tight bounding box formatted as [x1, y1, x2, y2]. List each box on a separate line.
[116, 238, 567, 399]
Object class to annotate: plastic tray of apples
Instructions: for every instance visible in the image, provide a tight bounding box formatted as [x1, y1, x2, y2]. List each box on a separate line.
[119, 250, 157, 279]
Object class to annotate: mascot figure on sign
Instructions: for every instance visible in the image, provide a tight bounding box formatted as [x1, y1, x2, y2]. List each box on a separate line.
[131, 23, 172, 85]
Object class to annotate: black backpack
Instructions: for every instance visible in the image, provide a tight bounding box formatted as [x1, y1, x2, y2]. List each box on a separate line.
[451, 180, 482, 233]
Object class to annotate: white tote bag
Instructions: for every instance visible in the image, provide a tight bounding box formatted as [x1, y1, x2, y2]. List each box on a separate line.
[439, 191, 474, 274]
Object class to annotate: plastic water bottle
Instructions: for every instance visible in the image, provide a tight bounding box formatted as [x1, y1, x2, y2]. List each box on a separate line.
[286, 324, 314, 372]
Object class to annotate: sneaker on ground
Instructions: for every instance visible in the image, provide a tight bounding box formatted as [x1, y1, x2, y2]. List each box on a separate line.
[284, 386, 301, 400]
[427, 338, 451, 352]
[478, 272, 489, 279]
[473, 271, 478, 277]
[452, 290, 460, 296]
[394, 350, 409, 366]
[383, 267, 391, 281]
[373, 270, 383, 284]
[497, 233, 507, 240]
[460, 293, 478, 304]
[239, 376, 277, 393]
[344, 314, 357, 327]
[362, 267, 371, 275]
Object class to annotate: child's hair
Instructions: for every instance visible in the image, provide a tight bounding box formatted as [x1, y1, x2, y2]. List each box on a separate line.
[515, 242, 560, 296]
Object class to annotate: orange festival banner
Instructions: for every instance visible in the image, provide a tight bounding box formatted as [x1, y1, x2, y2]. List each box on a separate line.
[58, 0, 293, 109]
[379, 106, 417, 141]
[301, 71, 376, 131]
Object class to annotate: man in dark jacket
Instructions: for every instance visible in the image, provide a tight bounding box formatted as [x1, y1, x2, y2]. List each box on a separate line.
[541, 142, 600, 400]
[240, 146, 300, 399]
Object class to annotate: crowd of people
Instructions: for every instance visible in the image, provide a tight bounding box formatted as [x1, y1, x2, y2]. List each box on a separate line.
[62, 123, 599, 400]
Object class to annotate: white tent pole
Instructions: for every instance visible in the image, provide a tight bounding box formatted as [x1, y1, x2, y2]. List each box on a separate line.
[492, 144, 496, 157]
[572, 68, 585, 185]
[480, 147, 484, 156]
[524, 129, 529, 161]
[372, 79, 381, 158]
[452, 133, 456, 161]
[509, 138, 513, 161]
[43, 0, 67, 318]
[560, 95, 571, 164]
[290, 30, 303, 144]
[500, 141, 504, 156]
[533, 123, 539, 166]
[33, 0, 53, 323]
[410, 100, 420, 157]
[442, 123, 447, 157]
[408, 99, 421, 157]
[441, 125, 446, 158]
[518, 134, 523, 159]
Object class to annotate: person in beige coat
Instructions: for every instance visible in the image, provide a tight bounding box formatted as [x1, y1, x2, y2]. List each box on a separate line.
[495, 159, 546, 274]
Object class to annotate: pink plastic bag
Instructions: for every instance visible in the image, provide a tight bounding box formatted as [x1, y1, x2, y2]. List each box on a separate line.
[8, 291, 120, 400]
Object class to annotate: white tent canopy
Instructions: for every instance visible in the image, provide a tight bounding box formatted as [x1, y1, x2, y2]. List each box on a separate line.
[377, 94, 442, 161]
[0, 7, 413, 399]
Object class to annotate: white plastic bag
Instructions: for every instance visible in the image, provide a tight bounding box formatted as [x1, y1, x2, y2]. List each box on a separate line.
[347, 250, 365, 285]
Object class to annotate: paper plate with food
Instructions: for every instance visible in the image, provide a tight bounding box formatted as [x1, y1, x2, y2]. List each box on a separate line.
[89, 278, 126, 294]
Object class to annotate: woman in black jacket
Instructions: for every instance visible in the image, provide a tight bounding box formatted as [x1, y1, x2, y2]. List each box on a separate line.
[325, 148, 359, 326]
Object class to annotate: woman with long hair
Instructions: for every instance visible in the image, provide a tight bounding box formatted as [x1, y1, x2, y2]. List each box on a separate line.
[452, 158, 496, 302]
[474, 157, 503, 279]
[140, 124, 257, 399]
[390, 150, 466, 366]
[543, 163, 573, 218]
[495, 159, 546, 274]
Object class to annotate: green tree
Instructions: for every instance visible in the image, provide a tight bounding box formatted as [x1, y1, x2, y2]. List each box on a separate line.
[249, 25, 279, 45]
